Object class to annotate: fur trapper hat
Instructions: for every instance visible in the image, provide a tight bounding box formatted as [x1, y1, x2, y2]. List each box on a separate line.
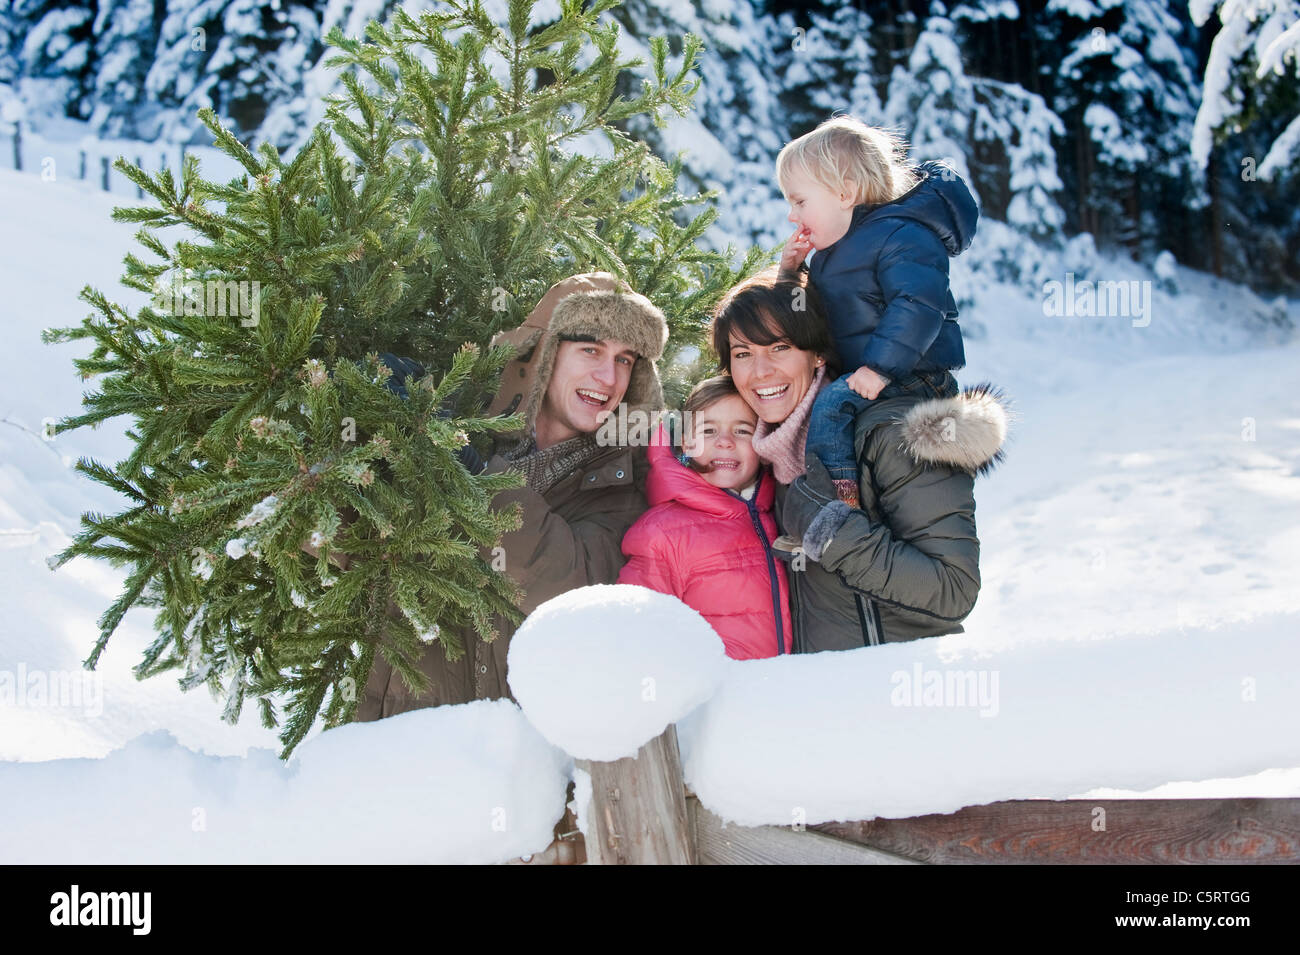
[487, 272, 669, 434]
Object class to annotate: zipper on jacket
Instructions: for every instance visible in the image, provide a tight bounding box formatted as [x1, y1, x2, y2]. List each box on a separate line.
[744, 474, 786, 655]
[855, 594, 882, 647]
[788, 553, 804, 653]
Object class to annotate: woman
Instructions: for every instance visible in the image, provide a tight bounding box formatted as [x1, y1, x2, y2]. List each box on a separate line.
[710, 266, 1009, 650]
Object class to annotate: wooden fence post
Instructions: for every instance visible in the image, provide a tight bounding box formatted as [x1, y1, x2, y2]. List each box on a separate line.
[79, 150, 87, 180]
[575, 724, 696, 865]
[100, 156, 110, 192]
[134, 155, 144, 197]
[11, 120, 20, 171]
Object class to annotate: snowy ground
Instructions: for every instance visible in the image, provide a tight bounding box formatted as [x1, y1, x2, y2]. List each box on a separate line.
[1, 163, 1298, 849]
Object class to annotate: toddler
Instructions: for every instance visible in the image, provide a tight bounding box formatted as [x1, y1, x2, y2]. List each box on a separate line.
[777, 116, 978, 507]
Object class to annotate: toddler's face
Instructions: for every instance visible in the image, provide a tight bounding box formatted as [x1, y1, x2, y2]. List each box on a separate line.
[684, 395, 761, 492]
[783, 167, 856, 250]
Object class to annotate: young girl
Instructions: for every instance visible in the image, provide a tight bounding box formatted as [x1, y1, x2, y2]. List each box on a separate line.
[617, 376, 792, 659]
[777, 115, 979, 511]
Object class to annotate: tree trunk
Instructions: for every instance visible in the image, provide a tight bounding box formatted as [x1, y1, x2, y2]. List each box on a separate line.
[1207, 151, 1224, 277]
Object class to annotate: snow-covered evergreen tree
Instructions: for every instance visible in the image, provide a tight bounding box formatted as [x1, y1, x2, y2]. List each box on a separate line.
[779, 2, 883, 132]
[883, 11, 976, 192]
[600, 0, 790, 251]
[972, 78, 1066, 244]
[89, 0, 160, 139]
[1046, 0, 1201, 253]
[1191, 0, 1300, 181]
[9, 0, 95, 120]
[0, 4, 20, 85]
[141, 0, 323, 144]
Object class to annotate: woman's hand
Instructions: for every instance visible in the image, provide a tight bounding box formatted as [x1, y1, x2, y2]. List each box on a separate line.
[778, 455, 854, 563]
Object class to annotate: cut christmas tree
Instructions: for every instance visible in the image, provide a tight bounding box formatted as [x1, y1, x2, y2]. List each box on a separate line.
[44, 0, 763, 757]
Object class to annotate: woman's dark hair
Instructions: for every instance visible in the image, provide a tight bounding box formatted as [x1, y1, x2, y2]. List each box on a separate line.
[710, 265, 836, 375]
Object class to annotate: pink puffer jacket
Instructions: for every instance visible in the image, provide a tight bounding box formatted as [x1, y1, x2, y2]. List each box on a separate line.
[617, 431, 792, 659]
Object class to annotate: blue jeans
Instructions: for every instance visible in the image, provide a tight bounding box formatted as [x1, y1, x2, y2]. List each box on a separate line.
[807, 369, 960, 480]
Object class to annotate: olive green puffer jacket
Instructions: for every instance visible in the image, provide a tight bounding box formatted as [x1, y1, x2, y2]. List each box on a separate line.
[780, 383, 1009, 652]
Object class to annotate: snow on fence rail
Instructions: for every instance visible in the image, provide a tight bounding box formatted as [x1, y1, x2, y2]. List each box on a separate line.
[507, 586, 1300, 864]
[3, 586, 1297, 864]
[1, 119, 245, 198]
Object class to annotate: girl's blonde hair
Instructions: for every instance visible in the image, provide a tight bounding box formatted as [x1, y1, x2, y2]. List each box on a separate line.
[776, 116, 918, 207]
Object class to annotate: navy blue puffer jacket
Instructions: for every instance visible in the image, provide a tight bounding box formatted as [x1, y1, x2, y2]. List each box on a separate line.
[807, 160, 979, 382]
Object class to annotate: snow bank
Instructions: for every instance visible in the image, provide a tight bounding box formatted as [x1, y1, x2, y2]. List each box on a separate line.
[507, 585, 729, 761]
[0, 700, 570, 864]
[679, 612, 1300, 826]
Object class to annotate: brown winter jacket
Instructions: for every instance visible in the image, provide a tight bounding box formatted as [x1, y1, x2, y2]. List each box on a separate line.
[353, 273, 663, 720]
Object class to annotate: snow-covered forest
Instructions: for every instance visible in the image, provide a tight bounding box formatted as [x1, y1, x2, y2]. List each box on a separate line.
[0, 0, 1297, 866]
[2, 0, 1297, 289]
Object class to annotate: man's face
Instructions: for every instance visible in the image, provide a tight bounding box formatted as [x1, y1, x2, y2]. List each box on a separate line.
[784, 167, 855, 251]
[536, 338, 637, 448]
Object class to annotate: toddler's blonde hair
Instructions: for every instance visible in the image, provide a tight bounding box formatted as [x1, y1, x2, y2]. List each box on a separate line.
[776, 116, 918, 207]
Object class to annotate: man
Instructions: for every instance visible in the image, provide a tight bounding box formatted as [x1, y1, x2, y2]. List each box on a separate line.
[354, 272, 668, 719]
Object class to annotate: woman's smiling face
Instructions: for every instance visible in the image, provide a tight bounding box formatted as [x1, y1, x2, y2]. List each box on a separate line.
[727, 322, 824, 425]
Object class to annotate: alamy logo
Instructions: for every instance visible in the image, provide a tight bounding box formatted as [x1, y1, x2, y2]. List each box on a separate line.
[1041, 272, 1151, 327]
[890, 663, 1000, 717]
[49, 885, 151, 935]
[596, 405, 704, 454]
[0, 664, 102, 717]
[151, 275, 261, 326]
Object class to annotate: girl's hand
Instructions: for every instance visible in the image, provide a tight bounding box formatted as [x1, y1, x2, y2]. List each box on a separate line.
[780, 227, 812, 273]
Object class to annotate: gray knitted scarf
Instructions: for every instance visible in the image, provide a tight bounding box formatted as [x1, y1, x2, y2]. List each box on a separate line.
[502, 431, 608, 496]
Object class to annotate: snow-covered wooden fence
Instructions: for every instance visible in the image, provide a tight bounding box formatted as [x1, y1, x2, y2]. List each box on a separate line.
[576, 750, 1300, 865]
[507, 586, 1300, 866]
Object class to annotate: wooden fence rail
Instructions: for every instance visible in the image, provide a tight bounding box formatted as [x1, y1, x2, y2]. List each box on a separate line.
[550, 723, 1300, 865]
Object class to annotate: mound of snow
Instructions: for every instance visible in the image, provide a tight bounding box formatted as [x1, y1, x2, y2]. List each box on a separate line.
[507, 585, 729, 761]
[0, 700, 570, 864]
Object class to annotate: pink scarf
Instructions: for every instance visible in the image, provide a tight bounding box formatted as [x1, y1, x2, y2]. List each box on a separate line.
[751, 364, 828, 484]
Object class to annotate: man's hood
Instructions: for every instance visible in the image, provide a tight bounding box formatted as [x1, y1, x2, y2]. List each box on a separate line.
[856, 159, 979, 257]
[870, 383, 1009, 476]
[486, 272, 667, 435]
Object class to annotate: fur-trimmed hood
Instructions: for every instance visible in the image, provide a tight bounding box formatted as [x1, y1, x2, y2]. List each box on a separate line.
[852, 159, 980, 258]
[486, 272, 668, 435]
[892, 383, 1009, 476]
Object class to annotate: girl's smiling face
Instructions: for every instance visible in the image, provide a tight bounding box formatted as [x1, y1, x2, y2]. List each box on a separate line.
[727, 326, 824, 425]
[685, 394, 761, 491]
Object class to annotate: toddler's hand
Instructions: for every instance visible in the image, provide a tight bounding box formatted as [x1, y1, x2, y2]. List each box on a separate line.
[846, 365, 889, 401]
[780, 228, 812, 273]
